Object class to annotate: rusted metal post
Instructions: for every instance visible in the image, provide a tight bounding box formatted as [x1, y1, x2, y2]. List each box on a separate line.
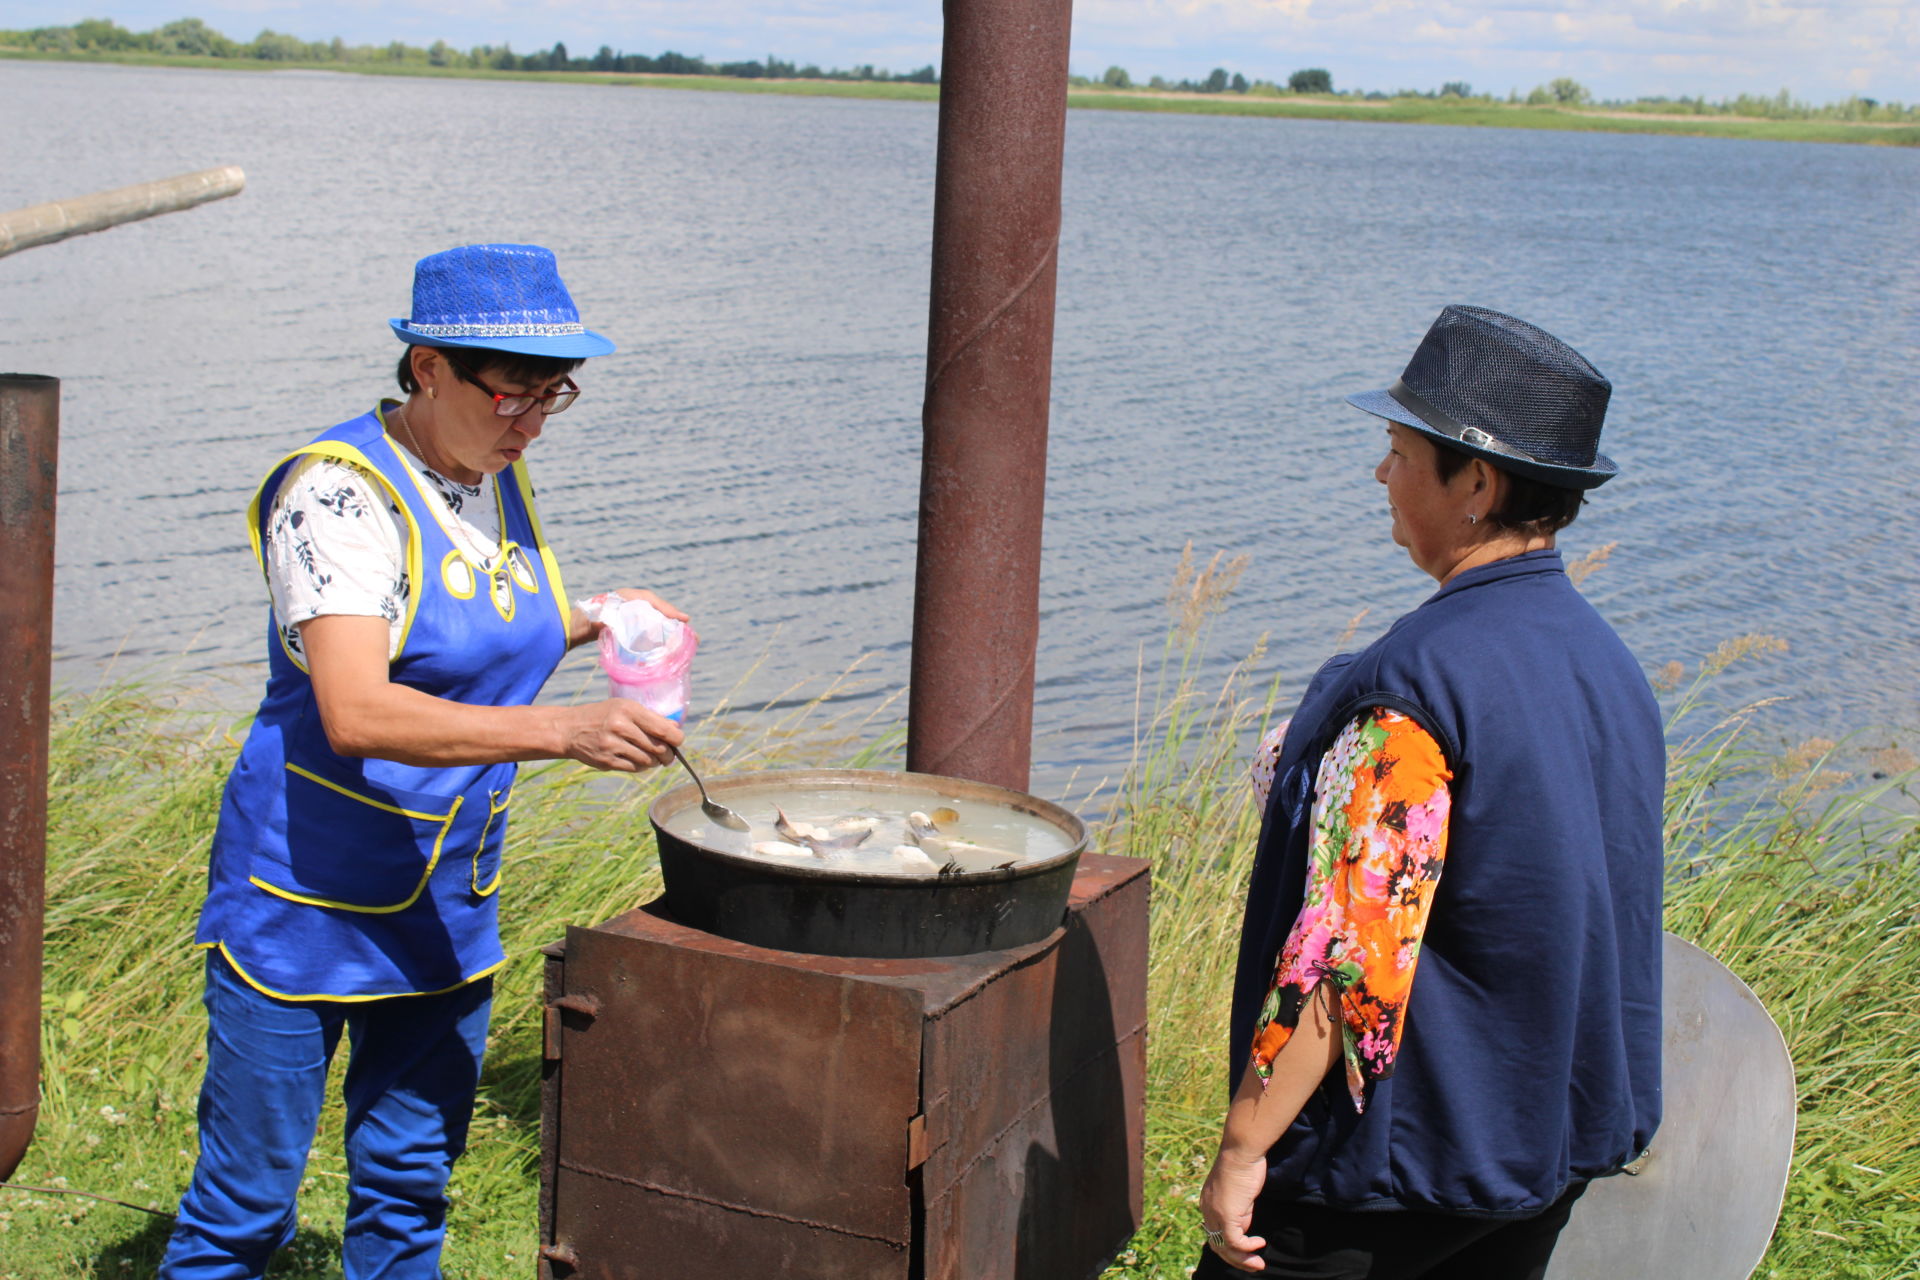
[908, 0, 1074, 791]
[0, 374, 56, 1183]
[0, 165, 244, 259]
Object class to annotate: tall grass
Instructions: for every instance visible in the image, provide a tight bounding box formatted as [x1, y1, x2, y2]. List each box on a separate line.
[2, 623, 1915, 1278]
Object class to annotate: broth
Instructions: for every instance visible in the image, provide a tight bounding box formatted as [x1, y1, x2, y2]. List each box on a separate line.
[658, 781, 1076, 876]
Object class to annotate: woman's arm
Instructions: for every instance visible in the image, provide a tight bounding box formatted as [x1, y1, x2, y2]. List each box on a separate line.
[1200, 708, 1453, 1272]
[303, 614, 681, 770]
[1199, 987, 1341, 1271]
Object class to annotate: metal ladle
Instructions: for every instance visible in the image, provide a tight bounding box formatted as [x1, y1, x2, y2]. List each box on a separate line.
[669, 745, 750, 832]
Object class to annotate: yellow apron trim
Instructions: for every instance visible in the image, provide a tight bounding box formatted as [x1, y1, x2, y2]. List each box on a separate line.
[507, 459, 571, 637]
[250, 768, 463, 914]
[394, 432, 534, 623]
[212, 941, 507, 1004]
[440, 548, 478, 600]
[506, 544, 539, 592]
[481, 481, 523, 622]
[395, 432, 501, 562]
[247, 412, 428, 668]
[247, 443, 320, 675]
[470, 786, 511, 897]
[283, 763, 455, 820]
[487, 557, 518, 624]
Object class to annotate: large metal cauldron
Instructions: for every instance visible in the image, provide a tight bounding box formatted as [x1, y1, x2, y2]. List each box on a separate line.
[648, 768, 1086, 958]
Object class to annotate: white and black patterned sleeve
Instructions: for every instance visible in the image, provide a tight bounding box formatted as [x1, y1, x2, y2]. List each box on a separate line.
[262, 456, 409, 660]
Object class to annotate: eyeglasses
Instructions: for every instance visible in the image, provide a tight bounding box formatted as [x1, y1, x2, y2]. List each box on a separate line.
[449, 359, 580, 417]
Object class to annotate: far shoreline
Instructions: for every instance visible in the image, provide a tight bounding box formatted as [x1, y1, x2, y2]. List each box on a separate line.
[4, 47, 1917, 149]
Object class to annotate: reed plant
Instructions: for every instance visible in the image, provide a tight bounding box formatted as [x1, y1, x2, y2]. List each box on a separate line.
[2, 618, 1915, 1278]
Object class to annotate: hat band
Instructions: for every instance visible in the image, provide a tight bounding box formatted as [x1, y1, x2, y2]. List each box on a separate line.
[1387, 380, 1542, 466]
[405, 320, 586, 338]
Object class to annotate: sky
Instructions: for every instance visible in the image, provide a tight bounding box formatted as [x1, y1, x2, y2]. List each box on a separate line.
[6, 0, 1916, 103]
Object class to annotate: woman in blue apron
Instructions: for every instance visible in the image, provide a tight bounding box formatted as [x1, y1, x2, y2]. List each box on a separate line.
[161, 244, 685, 1278]
[1196, 308, 1663, 1278]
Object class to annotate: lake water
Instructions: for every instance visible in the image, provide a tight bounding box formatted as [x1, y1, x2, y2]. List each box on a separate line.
[3, 61, 1916, 800]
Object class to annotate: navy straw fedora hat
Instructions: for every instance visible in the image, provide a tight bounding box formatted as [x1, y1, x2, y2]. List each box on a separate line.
[390, 243, 615, 359]
[1347, 305, 1617, 489]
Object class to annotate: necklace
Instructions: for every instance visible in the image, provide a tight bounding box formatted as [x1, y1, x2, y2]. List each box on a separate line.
[391, 401, 499, 564]
[392, 400, 431, 470]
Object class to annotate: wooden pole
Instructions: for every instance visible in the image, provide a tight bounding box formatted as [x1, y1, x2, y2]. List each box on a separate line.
[0, 165, 244, 259]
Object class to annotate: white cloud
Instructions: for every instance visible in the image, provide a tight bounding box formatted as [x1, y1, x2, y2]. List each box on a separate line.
[1411, 16, 1499, 43]
[1070, 0, 1917, 96]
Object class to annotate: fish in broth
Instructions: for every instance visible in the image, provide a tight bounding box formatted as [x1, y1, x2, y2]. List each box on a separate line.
[771, 807, 876, 854]
[901, 809, 1022, 875]
[748, 808, 1018, 874]
[685, 792, 1063, 875]
[749, 808, 879, 860]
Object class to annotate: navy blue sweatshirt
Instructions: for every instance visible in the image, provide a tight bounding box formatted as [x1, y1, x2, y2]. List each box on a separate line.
[1230, 549, 1664, 1217]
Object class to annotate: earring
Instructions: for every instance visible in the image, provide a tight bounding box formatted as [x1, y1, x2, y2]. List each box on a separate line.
[1467, 513, 1478, 525]
[428, 386, 437, 400]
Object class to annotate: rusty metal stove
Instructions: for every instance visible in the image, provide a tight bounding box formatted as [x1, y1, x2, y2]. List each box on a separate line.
[538, 853, 1148, 1279]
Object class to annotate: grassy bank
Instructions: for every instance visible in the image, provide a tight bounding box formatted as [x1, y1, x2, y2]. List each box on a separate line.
[1065, 88, 1920, 147]
[1, 629, 1916, 1278]
[4, 47, 1917, 148]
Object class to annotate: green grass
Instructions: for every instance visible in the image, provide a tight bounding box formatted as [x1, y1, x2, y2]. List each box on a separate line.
[1066, 90, 1920, 147]
[0, 46, 943, 101]
[2, 627, 1915, 1278]
[3, 47, 1915, 147]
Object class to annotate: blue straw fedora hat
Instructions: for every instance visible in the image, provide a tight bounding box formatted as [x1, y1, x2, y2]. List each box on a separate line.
[390, 243, 615, 359]
[1347, 305, 1617, 489]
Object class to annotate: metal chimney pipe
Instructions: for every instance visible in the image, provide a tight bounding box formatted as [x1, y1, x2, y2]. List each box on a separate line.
[908, 0, 1074, 792]
[0, 374, 56, 1182]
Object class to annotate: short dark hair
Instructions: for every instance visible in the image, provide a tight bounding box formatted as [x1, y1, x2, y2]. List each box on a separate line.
[395, 346, 585, 395]
[1430, 438, 1585, 534]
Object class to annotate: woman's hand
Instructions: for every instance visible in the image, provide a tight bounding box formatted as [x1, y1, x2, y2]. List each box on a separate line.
[1197, 988, 1342, 1273]
[605, 587, 689, 621]
[556, 699, 683, 772]
[569, 588, 690, 648]
[1199, 1145, 1270, 1272]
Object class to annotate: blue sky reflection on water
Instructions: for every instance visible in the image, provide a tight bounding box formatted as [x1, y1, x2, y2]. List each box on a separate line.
[1, 62, 1916, 800]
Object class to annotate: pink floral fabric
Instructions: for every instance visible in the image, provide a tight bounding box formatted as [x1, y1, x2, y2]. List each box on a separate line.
[1248, 708, 1452, 1112]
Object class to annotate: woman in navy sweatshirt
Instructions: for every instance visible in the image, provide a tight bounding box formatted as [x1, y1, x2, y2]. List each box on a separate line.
[1196, 306, 1663, 1280]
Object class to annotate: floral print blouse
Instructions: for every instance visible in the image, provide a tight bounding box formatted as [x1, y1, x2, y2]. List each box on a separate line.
[1247, 708, 1453, 1112]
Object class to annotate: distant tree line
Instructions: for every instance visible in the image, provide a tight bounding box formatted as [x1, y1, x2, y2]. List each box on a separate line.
[5, 20, 1911, 122]
[1078, 64, 1334, 96]
[0, 17, 938, 83]
[1077, 63, 1914, 121]
[1581, 85, 1912, 123]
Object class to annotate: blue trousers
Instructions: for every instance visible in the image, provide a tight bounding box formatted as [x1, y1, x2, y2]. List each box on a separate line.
[159, 951, 493, 1280]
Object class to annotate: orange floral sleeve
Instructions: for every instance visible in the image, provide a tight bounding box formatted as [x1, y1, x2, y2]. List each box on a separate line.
[1248, 708, 1452, 1112]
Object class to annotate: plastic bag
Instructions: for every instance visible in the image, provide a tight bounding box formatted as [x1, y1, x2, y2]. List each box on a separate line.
[584, 595, 698, 722]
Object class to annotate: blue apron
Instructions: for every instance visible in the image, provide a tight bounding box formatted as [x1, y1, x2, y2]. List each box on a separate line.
[193, 404, 570, 1000]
